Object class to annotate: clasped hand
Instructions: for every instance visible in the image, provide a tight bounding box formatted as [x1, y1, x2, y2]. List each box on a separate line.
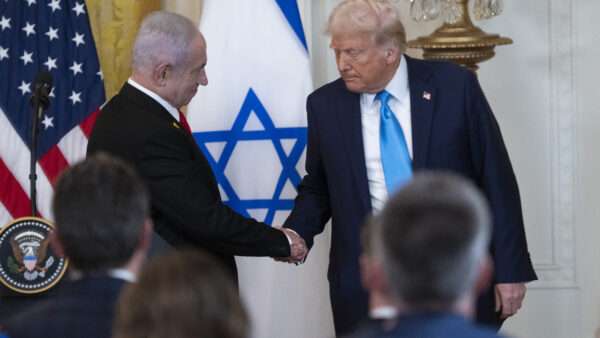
[275, 227, 307, 264]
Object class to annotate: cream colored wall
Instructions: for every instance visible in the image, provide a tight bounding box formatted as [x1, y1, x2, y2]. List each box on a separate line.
[161, 0, 203, 24]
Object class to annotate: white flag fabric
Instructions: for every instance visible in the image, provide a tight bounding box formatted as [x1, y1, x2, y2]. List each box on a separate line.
[187, 1, 333, 338]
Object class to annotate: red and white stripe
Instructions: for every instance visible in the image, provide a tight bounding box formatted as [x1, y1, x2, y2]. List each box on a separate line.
[0, 107, 100, 228]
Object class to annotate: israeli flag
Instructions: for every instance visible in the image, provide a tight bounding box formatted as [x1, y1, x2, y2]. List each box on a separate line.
[187, 1, 332, 338]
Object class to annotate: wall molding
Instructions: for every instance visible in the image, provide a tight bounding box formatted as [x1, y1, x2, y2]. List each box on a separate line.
[531, 0, 577, 288]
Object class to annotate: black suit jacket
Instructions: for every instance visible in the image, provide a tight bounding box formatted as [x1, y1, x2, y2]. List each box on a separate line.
[284, 57, 537, 334]
[87, 83, 290, 278]
[2, 276, 125, 338]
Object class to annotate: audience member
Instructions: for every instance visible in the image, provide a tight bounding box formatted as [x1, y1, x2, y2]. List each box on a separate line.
[113, 249, 248, 338]
[370, 172, 505, 338]
[341, 215, 400, 338]
[2, 154, 152, 338]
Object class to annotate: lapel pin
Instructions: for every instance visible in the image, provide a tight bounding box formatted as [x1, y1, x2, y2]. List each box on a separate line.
[172, 122, 180, 129]
[423, 91, 431, 101]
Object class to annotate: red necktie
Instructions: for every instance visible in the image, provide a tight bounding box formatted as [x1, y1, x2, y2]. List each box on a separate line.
[178, 110, 192, 135]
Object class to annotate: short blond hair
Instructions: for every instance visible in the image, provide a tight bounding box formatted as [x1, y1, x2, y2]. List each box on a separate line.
[327, 0, 407, 52]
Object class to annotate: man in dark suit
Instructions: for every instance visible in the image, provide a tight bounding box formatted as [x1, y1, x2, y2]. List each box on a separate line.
[369, 173, 505, 338]
[87, 11, 306, 280]
[1, 154, 152, 338]
[283, 0, 536, 335]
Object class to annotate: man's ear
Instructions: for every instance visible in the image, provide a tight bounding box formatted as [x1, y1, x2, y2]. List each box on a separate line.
[360, 254, 389, 293]
[475, 255, 494, 295]
[384, 45, 400, 65]
[151, 63, 170, 87]
[372, 258, 390, 293]
[138, 218, 154, 253]
[359, 255, 372, 289]
[49, 229, 65, 258]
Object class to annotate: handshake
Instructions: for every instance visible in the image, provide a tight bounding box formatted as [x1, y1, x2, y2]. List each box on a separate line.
[276, 227, 308, 264]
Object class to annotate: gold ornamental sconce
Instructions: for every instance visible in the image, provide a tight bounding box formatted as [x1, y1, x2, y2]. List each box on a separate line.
[406, 0, 512, 71]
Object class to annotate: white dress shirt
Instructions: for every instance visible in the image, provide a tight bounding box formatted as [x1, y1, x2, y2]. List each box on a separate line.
[127, 78, 180, 122]
[108, 268, 136, 282]
[361, 56, 412, 212]
[69, 268, 136, 282]
[370, 305, 399, 320]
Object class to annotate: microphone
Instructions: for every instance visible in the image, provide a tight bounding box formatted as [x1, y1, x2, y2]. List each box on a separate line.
[30, 71, 53, 111]
[29, 71, 53, 216]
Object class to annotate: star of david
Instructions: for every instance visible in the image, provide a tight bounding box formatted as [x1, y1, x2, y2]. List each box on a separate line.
[192, 88, 306, 225]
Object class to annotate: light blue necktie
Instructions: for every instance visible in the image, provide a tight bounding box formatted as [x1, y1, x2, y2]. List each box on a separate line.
[377, 90, 412, 193]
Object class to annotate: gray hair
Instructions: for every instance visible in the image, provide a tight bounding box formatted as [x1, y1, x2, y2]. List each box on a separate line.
[375, 172, 491, 309]
[327, 0, 407, 52]
[132, 11, 200, 73]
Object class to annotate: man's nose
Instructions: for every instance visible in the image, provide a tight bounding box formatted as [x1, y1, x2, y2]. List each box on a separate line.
[337, 54, 351, 73]
[199, 70, 208, 86]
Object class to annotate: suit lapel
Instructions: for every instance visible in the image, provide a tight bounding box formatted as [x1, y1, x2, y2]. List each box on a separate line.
[335, 82, 372, 212]
[406, 56, 435, 170]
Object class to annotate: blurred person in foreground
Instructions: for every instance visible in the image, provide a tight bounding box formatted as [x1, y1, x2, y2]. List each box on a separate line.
[366, 172, 505, 338]
[113, 249, 248, 338]
[340, 215, 400, 338]
[2, 154, 152, 338]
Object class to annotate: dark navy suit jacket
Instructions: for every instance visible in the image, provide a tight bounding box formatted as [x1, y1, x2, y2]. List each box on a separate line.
[2, 276, 126, 338]
[375, 312, 506, 338]
[284, 56, 537, 335]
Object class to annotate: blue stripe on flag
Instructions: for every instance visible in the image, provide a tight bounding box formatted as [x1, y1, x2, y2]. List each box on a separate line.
[274, 0, 308, 52]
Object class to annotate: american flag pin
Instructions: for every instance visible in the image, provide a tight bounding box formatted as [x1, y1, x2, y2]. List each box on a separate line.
[423, 91, 431, 101]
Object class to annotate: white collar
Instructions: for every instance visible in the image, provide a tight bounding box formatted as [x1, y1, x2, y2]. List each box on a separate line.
[370, 305, 398, 320]
[127, 78, 179, 122]
[108, 268, 136, 283]
[361, 55, 409, 107]
[68, 268, 136, 283]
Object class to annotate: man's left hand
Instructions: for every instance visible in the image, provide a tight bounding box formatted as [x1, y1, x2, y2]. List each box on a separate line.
[494, 282, 527, 319]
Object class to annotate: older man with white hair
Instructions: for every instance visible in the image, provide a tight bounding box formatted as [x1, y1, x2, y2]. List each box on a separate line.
[87, 11, 307, 283]
[283, 0, 536, 335]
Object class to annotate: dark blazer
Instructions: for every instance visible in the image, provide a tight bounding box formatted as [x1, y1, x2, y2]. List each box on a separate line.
[2, 276, 126, 338]
[87, 83, 290, 278]
[284, 56, 537, 334]
[375, 312, 506, 338]
[340, 318, 393, 338]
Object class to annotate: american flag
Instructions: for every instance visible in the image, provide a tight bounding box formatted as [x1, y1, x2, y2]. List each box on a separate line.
[0, 0, 105, 225]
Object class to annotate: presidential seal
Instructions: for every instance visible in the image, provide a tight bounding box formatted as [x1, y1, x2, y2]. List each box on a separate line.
[0, 217, 68, 294]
